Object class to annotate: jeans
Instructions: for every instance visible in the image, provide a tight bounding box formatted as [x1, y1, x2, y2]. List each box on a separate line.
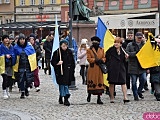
[59, 85, 70, 97]
[19, 72, 28, 92]
[130, 73, 147, 97]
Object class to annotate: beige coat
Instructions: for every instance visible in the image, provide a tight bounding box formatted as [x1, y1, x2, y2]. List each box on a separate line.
[87, 47, 106, 94]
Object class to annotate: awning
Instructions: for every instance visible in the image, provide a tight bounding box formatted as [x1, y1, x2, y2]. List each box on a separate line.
[0, 21, 68, 30]
[90, 12, 157, 29]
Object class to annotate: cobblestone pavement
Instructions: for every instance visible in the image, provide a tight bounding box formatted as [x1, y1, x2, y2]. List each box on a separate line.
[0, 65, 159, 120]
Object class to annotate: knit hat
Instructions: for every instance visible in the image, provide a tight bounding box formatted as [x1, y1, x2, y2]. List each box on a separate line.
[2, 35, 9, 41]
[29, 33, 36, 40]
[60, 39, 69, 45]
[81, 39, 87, 45]
[91, 36, 101, 42]
[18, 33, 25, 40]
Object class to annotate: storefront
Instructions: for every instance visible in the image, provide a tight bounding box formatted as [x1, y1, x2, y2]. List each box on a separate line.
[90, 12, 159, 38]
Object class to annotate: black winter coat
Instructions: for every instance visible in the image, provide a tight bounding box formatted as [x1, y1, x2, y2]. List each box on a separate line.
[15, 50, 34, 84]
[126, 40, 146, 74]
[51, 48, 75, 85]
[105, 46, 126, 85]
[43, 41, 53, 59]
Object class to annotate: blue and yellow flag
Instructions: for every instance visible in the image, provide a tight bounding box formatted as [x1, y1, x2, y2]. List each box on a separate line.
[136, 33, 160, 68]
[51, 15, 59, 88]
[96, 17, 115, 86]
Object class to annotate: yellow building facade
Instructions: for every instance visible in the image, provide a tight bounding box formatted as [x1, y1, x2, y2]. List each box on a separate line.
[15, 0, 61, 6]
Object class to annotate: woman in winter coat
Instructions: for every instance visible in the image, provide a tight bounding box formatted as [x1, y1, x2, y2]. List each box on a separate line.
[78, 39, 89, 85]
[105, 37, 130, 103]
[14, 34, 36, 99]
[0, 35, 15, 99]
[87, 36, 105, 104]
[51, 40, 75, 106]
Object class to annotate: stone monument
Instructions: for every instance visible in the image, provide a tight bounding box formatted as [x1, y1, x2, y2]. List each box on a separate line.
[71, 0, 96, 45]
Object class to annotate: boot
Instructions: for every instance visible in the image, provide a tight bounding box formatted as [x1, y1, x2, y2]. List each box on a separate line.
[6, 88, 10, 98]
[97, 95, 103, 104]
[25, 88, 29, 96]
[44, 68, 47, 74]
[64, 96, 70, 106]
[20, 92, 25, 99]
[3, 90, 8, 99]
[87, 93, 91, 102]
[59, 96, 63, 104]
[155, 93, 160, 101]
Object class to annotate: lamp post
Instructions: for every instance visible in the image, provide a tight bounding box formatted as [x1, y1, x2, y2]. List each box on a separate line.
[68, 0, 77, 90]
[38, 4, 44, 39]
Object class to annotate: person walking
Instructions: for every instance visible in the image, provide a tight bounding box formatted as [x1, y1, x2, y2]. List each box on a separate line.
[106, 37, 130, 103]
[43, 34, 53, 75]
[149, 66, 160, 101]
[86, 36, 105, 104]
[126, 32, 147, 101]
[51, 40, 75, 106]
[29, 33, 42, 92]
[14, 34, 36, 99]
[122, 30, 134, 95]
[78, 39, 89, 85]
[0, 35, 15, 99]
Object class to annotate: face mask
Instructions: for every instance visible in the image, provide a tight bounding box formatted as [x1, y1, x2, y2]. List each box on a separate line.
[92, 43, 99, 47]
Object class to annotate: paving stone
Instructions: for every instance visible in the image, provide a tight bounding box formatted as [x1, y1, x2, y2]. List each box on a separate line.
[0, 65, 159, 119]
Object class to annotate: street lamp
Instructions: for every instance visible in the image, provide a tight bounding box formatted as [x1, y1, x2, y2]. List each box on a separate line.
[38, 4, 44, 39]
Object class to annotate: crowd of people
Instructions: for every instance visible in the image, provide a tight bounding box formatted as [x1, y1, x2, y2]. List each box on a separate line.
[0, 30, 160, 107]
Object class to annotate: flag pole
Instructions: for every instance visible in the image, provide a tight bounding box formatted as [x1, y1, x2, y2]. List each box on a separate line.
[59, 48, 63, 75]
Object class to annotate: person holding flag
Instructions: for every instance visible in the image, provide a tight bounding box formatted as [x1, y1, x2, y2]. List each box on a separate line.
[126, 32, 147, 101]
[51, 40, 75, 106]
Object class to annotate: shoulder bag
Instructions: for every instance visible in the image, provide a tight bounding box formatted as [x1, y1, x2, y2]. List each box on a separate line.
[91, 49, 108, 74]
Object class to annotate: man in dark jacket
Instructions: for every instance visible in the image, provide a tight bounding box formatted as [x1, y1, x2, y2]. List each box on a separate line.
[43, 34, 53, 75]
[126, 32, 147, 101]
[122, 30, 134, 95]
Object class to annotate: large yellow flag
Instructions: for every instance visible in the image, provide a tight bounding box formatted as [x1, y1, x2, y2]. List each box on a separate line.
[136, 33, 160, 68]
[103, 30, 115, 86]
[96, 17, 115, 87]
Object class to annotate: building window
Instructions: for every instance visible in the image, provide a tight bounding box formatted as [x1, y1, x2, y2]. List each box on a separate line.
[31, 0, 35, 5]
[39, 0, 44, 4]
[4, 0, 10, 3]
[20, 0, 25, 5]
[51, 0, 56, 4]
[0, 0, 2, 4]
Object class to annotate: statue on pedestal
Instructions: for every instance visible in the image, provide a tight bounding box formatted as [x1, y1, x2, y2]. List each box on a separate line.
[72, 0, 91, 21]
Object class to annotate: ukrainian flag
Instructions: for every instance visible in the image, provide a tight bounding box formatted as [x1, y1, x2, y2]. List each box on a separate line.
[136, 33, 160, 68]
[96, 17, 115, 86]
